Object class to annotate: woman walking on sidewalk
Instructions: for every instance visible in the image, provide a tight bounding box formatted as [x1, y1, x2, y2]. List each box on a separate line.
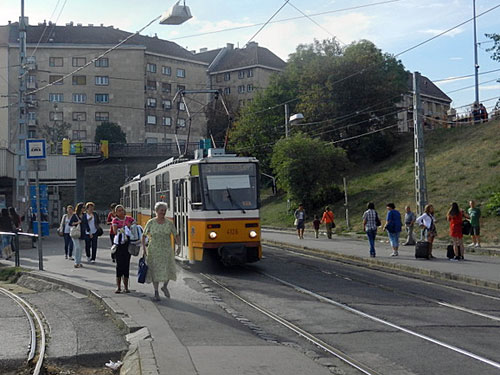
[362, 202, 380, 258]
[84, 202, 101, 263]
[447, 202, 464, 261]
[69, 202, 88, 268]
[142, 202, 180, 301]
[112, 205, 134, 293]
[107, 203, 118, 262]
[383, 203, 402, 256]
[59, 205, 74, 259]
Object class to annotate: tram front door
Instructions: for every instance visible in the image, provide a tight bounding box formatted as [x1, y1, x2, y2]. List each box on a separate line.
[173, 179, 189, 260]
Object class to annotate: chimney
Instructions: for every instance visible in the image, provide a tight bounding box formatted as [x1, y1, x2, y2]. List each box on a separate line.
[226, 43, 234, 50]
[88, 24, 93, 27]
[100, 23, 104, 27]
[199, 47, 208, 53]
[246, 41, 258, 48]
[77, 23, 82, 27]
[190, 50, 196, 54]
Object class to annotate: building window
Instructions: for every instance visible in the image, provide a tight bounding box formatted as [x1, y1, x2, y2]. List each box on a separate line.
[146, 137, 158, 144]
[177, 118, 186, 127]
[224, 87, 231, 95]
[146, 80, 157, 90]
[72, 130, 87, 140]
[238, 71, 245, 79]
[147, 98, 157, 108]
[247, 84, 253, 92]
[162, 99, 172, 110]
[72, 93, 87, 103]
[49, 75, 63, 85]
[224, 72, 231, 81]
[247, 69, 254, 77]
[95, 93, 109, 103]
[28, 129, 36, 138]
[238, 85, 245, 93]
[146, 63, 157, 73]
[147, 115, 157, 125]
[95, 58, 109, 67]
[178, 102, 186, 111]
[176, 68, 185, 78]
[49, 112, 63, 121]
[95, 112, 109, 121]
[162, 66, 171, 75]
[72, 57, 86, 67]
[95, 76, 109, 86]
[72, 112, 86, 121]
[49, 93, 63, 102]
[161, 82, 171, 93]
[27, 112, 37, 120]
[49, 57, 63, 67]
[162, 116, 172, 126]
[72, 75, 86, 85]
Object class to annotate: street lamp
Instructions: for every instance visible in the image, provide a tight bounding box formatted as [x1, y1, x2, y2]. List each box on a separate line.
[284, 103, 304, 137]
[160, 0, 193, 25]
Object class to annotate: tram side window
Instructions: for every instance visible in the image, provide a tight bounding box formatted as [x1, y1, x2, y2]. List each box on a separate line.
[155, 175, 162, 203]
[162, 172, 170, 209]
[125, 187, 131, 208]
[190, 176, 202, 210]
[144, 180, 150, 209]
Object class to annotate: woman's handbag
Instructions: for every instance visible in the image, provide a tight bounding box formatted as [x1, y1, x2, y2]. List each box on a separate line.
[95, 226, 104, 237]
[293, 218, 298, 226]
[128, 244, 140, 256]
[137, 257, 148, 284]
[70, 224, 81, 239]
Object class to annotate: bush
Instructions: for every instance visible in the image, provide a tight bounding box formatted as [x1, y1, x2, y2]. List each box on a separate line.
[485, 192, 500, 216]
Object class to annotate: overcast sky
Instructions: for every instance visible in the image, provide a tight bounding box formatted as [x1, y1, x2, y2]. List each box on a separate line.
[1, 0, 499, 113]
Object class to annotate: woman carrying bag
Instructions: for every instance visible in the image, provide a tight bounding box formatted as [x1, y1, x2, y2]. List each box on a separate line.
[69, 202, 88, 268]
[111, 205, 134, 293]
[59, 205, 74, 259]
[84, 202, 102, 263]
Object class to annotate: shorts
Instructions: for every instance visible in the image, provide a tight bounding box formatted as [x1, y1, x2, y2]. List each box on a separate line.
[296, 220, 305, 230]
[451, 236, 463, 247]
[471, 226, 480, 236]
[387, 232, 400, 248]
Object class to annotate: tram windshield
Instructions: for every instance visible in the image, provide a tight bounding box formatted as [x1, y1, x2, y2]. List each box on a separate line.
[200, 163, 258, 211]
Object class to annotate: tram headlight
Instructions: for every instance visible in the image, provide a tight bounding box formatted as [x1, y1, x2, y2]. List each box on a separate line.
[249, 230, 257, 238]
[209, 231, 217, 239]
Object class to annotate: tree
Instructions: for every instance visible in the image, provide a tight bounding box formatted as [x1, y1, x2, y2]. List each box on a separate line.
[205, 94, 236, 147]
[486, 33, 500, 62]
[271, 133, 350, 209]
[94, 122, 126, 143]
[38, 121, 71, 142]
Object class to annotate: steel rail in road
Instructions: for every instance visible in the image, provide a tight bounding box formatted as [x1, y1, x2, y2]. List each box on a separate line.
[201, 273, 382, 375]
[0, 287, 46, 375]
[258, 271, 500, 371]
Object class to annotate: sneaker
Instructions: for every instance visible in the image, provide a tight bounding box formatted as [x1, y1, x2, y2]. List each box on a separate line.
[87, 257, 91, 263]
[69, 256, 74, 260]
[65, 255, 68, 259]
[450, 256, 460, 261]
[91, 260, 96, 264]
[475, 244, 481, 248]
[370, 253, 376, 258]
[161, 285, 170, 298]
[468, 243, 476, 247]
[390, 252, 397, 256]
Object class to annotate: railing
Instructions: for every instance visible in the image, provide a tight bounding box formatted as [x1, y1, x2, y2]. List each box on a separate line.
[0, 231, 39, 268]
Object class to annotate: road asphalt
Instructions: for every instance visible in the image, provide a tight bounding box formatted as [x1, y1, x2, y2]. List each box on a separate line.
[0, 227, 498, 374]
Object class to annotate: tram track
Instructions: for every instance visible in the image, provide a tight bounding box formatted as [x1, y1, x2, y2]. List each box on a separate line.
[197, 246, 500, 374]
[0, 286, 46, 375]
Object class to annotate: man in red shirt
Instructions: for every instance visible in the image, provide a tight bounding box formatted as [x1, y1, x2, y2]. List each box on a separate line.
[321, 207, 335, 239]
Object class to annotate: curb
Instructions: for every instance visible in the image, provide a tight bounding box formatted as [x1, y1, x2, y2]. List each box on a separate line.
[21, 271, 159, 375]
[263, 239, 500, 290]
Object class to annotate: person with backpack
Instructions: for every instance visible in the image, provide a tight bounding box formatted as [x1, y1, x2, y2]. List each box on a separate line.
[321, 207, 335, 239]
[383, 203, 402, 256]
[416, 204, 437, 259]
[447, 202, 464, 261]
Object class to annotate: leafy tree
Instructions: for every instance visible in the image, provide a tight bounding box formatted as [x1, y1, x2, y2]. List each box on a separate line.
[486, 33, 500, 61]
[38, 121, 71, 142]
[94, 122, 126, 143]
[205, 94, 236, 147]
[271, 133, 350, 209]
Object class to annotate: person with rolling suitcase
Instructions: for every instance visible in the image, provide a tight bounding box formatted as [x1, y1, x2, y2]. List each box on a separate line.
[415, 204, 437, 259]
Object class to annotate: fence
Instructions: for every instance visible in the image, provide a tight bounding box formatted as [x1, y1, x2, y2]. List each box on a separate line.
[0, 231, 39, 268]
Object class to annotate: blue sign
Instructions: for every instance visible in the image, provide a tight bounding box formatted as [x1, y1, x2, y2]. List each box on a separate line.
[26, 139, 46, 159]
[30, 185, 48, 200]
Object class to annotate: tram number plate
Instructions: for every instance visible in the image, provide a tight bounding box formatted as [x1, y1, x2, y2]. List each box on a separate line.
[227, 228, 238, 235]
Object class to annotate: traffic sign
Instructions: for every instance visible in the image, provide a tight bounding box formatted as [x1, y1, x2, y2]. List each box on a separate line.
[26, 139, 46, 159]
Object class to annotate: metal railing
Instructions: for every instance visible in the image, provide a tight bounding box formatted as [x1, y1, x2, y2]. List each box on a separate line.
[0, 231, 39, 268]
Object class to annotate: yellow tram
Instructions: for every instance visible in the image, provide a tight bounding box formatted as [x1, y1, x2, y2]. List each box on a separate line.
[120, 149, 261, 265]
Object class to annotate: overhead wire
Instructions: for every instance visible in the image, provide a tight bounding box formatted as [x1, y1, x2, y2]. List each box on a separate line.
[245, 0, 290, 46]
[29, 0, 67, 58]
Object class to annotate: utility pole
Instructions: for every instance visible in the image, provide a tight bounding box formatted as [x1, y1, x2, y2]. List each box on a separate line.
[16, 0, 28, 218]
[284, 103, 289, 137]
[473, 0, 480, 104]
[413, 72, 427, 215]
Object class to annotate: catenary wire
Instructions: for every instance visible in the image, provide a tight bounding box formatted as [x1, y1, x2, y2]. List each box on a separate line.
[245, 0, 290, 46]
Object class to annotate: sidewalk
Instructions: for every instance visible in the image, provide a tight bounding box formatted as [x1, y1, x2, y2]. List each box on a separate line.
[1, 230, 332, 375]
[262, 229, 500, 290]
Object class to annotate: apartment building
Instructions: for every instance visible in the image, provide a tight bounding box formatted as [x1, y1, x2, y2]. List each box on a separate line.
[195, 42, 286, 108]
[398, 73, 452, 132]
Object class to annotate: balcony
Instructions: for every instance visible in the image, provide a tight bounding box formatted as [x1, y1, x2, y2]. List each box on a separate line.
[27, 119, 38, 126]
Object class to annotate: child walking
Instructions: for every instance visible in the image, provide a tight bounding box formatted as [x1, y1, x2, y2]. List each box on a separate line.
[313, 215, 321, 238]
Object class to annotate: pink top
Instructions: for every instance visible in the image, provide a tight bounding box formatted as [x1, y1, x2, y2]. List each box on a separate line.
[112, 216, 134, 229]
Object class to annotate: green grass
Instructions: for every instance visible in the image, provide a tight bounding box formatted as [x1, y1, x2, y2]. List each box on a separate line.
[0, 267, 22, 282]
[261, 120, 500, 243]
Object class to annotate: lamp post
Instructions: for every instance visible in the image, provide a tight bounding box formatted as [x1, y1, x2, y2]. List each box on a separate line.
[284, 103, 304, 137]
[472, 0, 480, 105]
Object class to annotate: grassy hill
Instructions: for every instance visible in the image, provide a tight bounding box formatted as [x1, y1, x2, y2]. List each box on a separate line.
[261, 119, 500, 244]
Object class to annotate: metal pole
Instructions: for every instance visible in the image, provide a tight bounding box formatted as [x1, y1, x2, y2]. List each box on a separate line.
[343, 177, 350, 230]
[284, 103, 289, 137]
[17, 0, 28, 221]
[35, 161, 43, 271]
[473, 0, 480, 105]
[413, 72, 428, 216]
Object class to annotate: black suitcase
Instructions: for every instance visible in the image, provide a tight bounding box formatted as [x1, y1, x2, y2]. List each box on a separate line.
[415, 241, 430, 259]
[446, 244, 455, 259]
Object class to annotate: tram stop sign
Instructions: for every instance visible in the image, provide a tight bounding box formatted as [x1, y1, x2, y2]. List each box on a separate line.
[26, 139, 46, 159]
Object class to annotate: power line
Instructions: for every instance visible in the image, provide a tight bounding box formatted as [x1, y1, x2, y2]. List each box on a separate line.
[29, 0, 68, 58]
[246, 0, 290, 46]
[433, 68, 500, 83]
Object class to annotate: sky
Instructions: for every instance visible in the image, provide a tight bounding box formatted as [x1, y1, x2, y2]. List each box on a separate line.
[1, 0, 499, 115]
